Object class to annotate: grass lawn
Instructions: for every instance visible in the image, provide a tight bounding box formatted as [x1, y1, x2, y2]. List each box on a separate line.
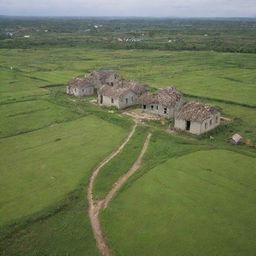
[102, 148, 256, 256]
[1, 187, 100, 256]
[1, 48, 256, 106]
[0, 115, 128, 227]
[0, 99, 81, 138]
[0, 46, 255, 255]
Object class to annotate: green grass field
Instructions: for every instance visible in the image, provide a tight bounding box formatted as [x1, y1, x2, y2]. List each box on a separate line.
[0, 115, 128, 226]
[102, 148, 256, 256]
[0, 45, 256, 255]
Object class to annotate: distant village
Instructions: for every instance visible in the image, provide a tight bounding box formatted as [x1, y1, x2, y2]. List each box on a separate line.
[66, 69, 221, 135]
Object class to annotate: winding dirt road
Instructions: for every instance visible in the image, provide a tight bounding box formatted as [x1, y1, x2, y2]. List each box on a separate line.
[87, 122, 151, 256]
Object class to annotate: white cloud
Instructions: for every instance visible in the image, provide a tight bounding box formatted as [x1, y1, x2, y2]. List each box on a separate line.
[0, 0, 255, 17]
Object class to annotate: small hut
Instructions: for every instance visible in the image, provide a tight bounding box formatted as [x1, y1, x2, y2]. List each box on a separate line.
[230, 134, 243, 145]
[98, 85, 137, 109]
[66, 77, 94, 97]
[174, 102, 220, 135]
[139, 87, 183, 119]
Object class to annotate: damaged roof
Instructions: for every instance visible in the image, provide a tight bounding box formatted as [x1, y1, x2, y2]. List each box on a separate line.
[139, 86, 182, 107]
[176, 101, 219, 121]
[98, 85, 135, 98]
[117, 79, 149, 95]
[67, 77, 94, 88]
[89, 69, 120, 83]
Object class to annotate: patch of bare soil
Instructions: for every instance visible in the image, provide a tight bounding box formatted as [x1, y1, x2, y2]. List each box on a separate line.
[123, 110, 160, 121]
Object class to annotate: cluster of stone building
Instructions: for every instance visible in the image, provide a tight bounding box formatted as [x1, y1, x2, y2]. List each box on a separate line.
[66, 69, 220, 135]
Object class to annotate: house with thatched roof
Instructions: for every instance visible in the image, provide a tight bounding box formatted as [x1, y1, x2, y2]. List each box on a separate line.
[66, 77, 94, 97]
[174, 102, 220, 135]
[98, 85, 138, 109]
[139, 87, 183, 119]
[88, 69, 120, 89]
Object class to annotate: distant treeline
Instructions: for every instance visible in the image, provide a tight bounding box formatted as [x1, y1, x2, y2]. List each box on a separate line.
[1, 17, 256, 53]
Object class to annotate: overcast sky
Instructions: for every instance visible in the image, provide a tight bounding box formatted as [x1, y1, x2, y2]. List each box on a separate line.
[0, 0, 255, 17]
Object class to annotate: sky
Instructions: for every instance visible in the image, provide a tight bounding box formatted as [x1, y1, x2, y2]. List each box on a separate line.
[0, 0, 255, 17]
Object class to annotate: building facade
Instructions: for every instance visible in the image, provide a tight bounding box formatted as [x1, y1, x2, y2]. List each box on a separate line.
[174, 102, 221, 135]
[98, 85, 138, 109]
[140, 87, 183, 119]
[66, 77, 94, 97]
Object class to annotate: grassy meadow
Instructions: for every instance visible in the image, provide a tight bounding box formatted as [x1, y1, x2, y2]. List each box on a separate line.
[102, 133, 256, 256]
[0, 33, 256, 256]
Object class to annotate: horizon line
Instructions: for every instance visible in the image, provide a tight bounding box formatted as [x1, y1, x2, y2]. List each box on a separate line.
[0, 14, 256, 19]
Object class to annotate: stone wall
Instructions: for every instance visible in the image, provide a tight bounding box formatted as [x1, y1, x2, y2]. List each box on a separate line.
[142, 100, 183, 120]
[68, 86, 94, 97]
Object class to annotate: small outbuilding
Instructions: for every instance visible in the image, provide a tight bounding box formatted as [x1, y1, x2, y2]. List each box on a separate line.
[174, 102, 220, 135]
[98, 85, 138, 109]
[139, 87, 183, 119]
[230, 133, 243, 145]
[66, 77, 94, 97]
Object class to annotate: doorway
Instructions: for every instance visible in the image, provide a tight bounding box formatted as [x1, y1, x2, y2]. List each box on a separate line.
[186, 121, 191, 131]
[100, 95, 103, 104]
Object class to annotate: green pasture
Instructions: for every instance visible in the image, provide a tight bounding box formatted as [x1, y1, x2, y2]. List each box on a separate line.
[0, 99, 80, 138]
[0, 45, 255, 256]
[1, 48, 256, 106]
[0, 115, 128, 227]
[102, 148, 256, 256]
[1, 187, 100, 256]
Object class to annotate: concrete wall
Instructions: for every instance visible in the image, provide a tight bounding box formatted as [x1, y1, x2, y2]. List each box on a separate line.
[174, 112, 221, 135]
[119, 91, 138, 109]
[67, 86, 94, 97]
[142, 101, 183, 119]
[98, 94, 119, 108]
[142, 104, 173, 119]
[98, 91, 137, 109]
[200, 113, 221, 134]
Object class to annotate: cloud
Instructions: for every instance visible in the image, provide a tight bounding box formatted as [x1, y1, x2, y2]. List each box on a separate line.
[0, 0, 255, 17]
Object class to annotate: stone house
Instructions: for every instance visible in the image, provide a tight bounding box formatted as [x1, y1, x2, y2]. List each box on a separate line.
[89, 69, 120, 88]
[116, 79, 148, 96]
[66, 77, 94, 97]
[174, 102, 220, 135]
[139, 87, 183, 119]
[98, 85, 138, 109]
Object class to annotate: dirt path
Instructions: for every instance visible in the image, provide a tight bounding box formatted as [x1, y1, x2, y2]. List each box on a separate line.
[103, 132, 152, 209]
[87, 122, 151, 256]
[87, 123, 137, 256]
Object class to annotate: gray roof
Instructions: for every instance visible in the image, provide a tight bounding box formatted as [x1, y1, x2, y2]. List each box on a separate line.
[89, 69, 120, 84]
[67, 77, 94, 88]
[117, 79, 149, 96]
[176, 102, 219, 121]
[139, 87, 182, 107]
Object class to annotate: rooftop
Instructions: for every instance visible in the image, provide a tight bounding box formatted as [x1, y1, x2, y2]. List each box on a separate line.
[139, 86, 182, 107]
[176, 101, 219, 121]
